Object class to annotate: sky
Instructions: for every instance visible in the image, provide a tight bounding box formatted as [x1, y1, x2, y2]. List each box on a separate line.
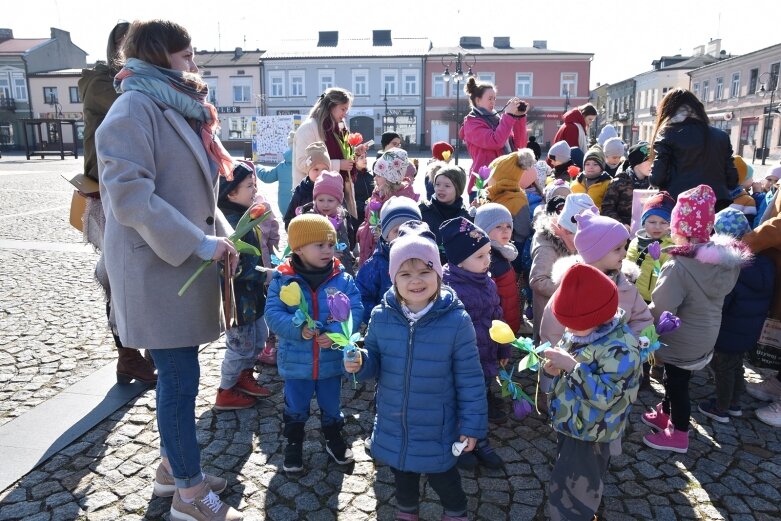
[5, 0, 780, 88]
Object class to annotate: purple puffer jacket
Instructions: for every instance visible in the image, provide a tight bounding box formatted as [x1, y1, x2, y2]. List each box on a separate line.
[443, 263, 508, 378]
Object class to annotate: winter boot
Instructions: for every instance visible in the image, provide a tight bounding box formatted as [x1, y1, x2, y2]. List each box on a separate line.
[214, 387, 256, 411]
[323, 423, 354, 465]
[641, 402, 670, 431]
[487, 388, 508, 424]
[116, 347, 157, 385]
[474, 438, 504, 469]
[235, 368, 271, 397]
[283, 422, 305, 473]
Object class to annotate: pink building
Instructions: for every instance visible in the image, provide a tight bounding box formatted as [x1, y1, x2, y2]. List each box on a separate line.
[424, 37, 592, 156]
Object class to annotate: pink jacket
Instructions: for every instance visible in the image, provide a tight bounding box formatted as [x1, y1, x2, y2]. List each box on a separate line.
[356, 183, 419, 266]
[461, 109, 527, 192]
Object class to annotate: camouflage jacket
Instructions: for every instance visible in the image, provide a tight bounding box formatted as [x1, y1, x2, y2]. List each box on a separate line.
[548, 314, 642, 443]
[600, 167, 650, 226]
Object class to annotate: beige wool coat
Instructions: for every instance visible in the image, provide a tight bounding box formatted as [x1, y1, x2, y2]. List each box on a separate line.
[97, 91, 232, 350]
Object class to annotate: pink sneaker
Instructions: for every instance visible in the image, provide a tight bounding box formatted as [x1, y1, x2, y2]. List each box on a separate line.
[641, 403, 670, 431]
[643, 425, 688, 453]
[258, 338, 277, 366]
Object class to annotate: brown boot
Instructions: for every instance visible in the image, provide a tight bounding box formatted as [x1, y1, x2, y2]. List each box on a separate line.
[117, 347, 157, 385]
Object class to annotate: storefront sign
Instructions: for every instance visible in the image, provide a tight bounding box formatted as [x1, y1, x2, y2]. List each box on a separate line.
[217, 106, 241, 114]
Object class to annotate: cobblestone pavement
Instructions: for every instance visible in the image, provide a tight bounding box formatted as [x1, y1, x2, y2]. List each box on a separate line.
[1, 153, 781, 520]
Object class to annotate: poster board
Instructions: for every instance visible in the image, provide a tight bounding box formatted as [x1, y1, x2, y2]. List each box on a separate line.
[252, 115, 302, 163]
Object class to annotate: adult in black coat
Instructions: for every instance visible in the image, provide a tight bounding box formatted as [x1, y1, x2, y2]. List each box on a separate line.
[649, 88, 737, 211]
[526, 135, 542, 160]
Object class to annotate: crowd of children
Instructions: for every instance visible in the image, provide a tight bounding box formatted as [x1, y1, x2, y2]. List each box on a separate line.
[197, 119, 781, 520]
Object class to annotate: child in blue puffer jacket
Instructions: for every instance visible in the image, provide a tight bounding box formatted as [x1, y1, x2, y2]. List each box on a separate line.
[265, 214, 362, 474]
[355, 196, 421, 325]
[346, 231, 487, 521]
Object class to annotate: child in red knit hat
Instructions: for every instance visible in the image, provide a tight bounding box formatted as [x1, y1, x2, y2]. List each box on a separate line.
[543, 263, 642, 521]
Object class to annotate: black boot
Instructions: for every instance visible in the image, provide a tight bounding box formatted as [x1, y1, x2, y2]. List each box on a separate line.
[487, 387, 508, 424]
[323, 423, 354, 465]
[283, 421, 305, 473]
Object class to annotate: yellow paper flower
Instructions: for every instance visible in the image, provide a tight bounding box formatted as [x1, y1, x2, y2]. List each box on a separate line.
[280, 282, 302, 307]
[441, 150, 451, 162]
[489, 320, 516, 344]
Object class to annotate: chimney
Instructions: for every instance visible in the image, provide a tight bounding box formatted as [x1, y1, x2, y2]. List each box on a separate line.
[459, 36, 482, 48]
[373, 30, 392, 46]
[317, 31, 338, 47]
[706, 38, 722, 58]
[532, 40, 547, 49]
[0, 29, 12, 43]
[234, 47, 243, 58]
[692, 44, 705, 56]
[493, 36, 510, 49]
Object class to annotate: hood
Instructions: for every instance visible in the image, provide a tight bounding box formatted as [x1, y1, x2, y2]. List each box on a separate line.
[283, 149, 293, 163]
[533, 212, 570, 256]
[576, 171, 612, 185]
[551, 255, 639, 287]
[665, 234, 752, 299]
[562, 108, 586, 126]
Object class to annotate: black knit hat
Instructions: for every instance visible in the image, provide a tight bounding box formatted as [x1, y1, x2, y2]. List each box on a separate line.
[218, 161, 253, 203]
[381, 132, 401, 148]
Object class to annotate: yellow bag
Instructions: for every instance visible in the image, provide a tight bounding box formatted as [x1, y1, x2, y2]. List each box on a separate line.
[69, 190, 87, 232]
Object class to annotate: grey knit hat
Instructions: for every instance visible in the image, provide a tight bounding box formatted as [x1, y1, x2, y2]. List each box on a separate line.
[474, 203, 512, 235]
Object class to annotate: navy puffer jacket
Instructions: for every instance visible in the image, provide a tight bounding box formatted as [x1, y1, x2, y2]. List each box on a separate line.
[715, 254, 775, 354]
[356, 286, 487, 473]
[355, 238, 392, 324]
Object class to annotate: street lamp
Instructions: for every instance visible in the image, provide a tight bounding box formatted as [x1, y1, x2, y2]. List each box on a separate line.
[759, 70, 779, 166]
[442, 52, 476, 165]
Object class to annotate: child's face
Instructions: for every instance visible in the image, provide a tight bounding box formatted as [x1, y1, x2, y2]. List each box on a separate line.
[762, 177, 777, 191]
[435, 176, 457, 205]
[314, 194, 340, 216]
[386, 224, 401, 242]
[295, 241, 335, 269]
[488, 223, 512, 245]
[605, 155, 622, 168]
[644, 215, 670, 240]
[591, 240, 627, 273]
[374, 175, 386, 189]
[308, 163, 328, 182]
[583, 159, 603, 178]
[227, 175, 257, 208]
[458, 243, 492, 274]
[633, 159, 652, 178]
[395, 258, 439, 310]
[567, 325, 597, 336]
[549, 158, 563, 167]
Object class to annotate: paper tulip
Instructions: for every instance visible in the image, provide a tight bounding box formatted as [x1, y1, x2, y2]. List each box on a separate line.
[648, 241, 661, 261]
[328, 291, 352, 323]
[347, 132, 363, 146]
[368, 198, 383, 212]
[513, 399, 533, 420]
[477, 165, 491, 181]
[656, 311, 681, 335]
[567, 165, 580, 179]
[280, 282, 302, 307]
[441, 150, 451, 162]
[489, 320, 517, 345]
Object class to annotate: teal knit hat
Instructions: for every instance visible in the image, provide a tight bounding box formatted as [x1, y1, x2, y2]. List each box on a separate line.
[714, 208, 751, 238]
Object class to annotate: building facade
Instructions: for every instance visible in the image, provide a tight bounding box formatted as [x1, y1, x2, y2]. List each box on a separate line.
[605, 78, 636, 144]
[687, 43, 781, 160]
[261, 31, 430, 147]
[0, 27, 86, 148]
[425, 37, 593, 152]
[26, 68, 83, 146]
[589, 82, 610, 142]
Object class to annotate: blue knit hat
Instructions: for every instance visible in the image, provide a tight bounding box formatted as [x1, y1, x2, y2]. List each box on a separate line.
[641, 191, 675, 226]
[714, 207, 751, 238]
[380, 196, 421, 241]
[439, 217, 490, 266]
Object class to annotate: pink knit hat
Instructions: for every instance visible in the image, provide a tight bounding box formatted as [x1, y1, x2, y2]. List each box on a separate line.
[574, 210, 630, 264]
[671, 184, 716, 242]
[389, 233, 443, 281]
[313, 170, 344, 203]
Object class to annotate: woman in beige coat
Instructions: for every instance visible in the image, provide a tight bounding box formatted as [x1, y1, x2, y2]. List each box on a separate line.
[97, 20, 242, 520]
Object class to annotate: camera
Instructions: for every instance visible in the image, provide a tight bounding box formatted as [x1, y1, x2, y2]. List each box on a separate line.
[517, 100, 528, 113]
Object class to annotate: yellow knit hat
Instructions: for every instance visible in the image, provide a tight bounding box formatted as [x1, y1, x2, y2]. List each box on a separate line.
[287, 214, 337, 250]
[733, 155, 749, 185]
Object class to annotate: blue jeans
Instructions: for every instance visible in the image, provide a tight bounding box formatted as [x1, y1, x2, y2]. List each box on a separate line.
[149, 346, 203, 489]
[221, 316, 268, 389]
[283, 376, 344, 428]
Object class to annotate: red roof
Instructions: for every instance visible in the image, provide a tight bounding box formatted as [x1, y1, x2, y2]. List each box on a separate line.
[0, 38, 50, 54]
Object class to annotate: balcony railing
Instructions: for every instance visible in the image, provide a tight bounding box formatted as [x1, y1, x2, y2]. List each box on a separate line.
[618, 112, 629, 121]
[0, 97, 16, 112]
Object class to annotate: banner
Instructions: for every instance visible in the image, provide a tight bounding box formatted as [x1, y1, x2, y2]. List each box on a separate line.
[252, 115, 303, 163]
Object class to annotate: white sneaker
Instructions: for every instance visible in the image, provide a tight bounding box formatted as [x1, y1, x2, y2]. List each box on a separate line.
[747, 377, 781, 402]
[756, 401, 781, 428]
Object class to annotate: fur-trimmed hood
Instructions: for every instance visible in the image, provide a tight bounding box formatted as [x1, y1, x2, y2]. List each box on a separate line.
[551, 255, 640, 288]
[665, 234, 752, 267]
[533, 211, 570, 257]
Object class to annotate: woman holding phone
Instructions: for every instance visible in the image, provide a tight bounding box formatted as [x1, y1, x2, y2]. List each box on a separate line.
[461, 77, 528, 200]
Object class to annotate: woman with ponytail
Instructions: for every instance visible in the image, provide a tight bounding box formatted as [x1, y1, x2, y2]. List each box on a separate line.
[460, 77, 528, 200]
[96, 19, 243, 520]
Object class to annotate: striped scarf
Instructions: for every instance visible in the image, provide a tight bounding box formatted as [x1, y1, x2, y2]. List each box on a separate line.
[114, 58, 234, 179]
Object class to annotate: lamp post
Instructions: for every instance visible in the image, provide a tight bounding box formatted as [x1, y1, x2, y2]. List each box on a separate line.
[442, 52, 476, 165]
[382, 86, 389, 133]
[759, 70, 779, 166]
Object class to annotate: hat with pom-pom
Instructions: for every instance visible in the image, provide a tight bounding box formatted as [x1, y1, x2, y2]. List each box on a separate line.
[431, 141, 454, 161]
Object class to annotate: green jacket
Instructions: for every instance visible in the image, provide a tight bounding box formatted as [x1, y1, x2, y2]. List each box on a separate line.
[79, 63, 121, 182]
[548, 314, 641, 443]
[626, 231, 675, 302]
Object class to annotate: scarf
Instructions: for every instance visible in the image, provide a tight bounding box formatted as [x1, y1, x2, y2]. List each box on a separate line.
[490, 240, 518, 261]
[114, 58, 234, 179]
[431, 196, 466, 220]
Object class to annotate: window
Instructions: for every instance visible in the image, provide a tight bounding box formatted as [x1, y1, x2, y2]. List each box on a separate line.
[228, 117, 252, 139]
[639, 90, 646, 109]
[204, 77, 218, 104]
[232, 77, 252, 103]
[693, 82, 700, 100]
[69, 86, 81, 103]
[731, 72, 740, 98]
[770, 63, 780, 91]
[702, 80, 710, 102]
[382, 69, 397, 96]
[715, 77, 724, 100]
[477, 72, 495, 85]
[515, 73, 533, 97]
[432, 74, 446, 97]
[0, 73, 9, 99]
[12, 72, 26, 101]
[748, 68, 759, 94]
[352, 69, 368, 96]
[319, 69, 334, 93]
[560, 73, 577, 97]
[269, 71, 284, 97]
[43, 86, 58, 104]
[289, 71, 304, 97]
[402, 69, 419, 96]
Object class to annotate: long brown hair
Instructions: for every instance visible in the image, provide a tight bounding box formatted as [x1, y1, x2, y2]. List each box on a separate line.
[651, 88, 709, 147]
[120, 20, 191, 69]
[308, 87, 353, 132]
[464, 76, 495, 107]
[106, 22, 130, 73]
